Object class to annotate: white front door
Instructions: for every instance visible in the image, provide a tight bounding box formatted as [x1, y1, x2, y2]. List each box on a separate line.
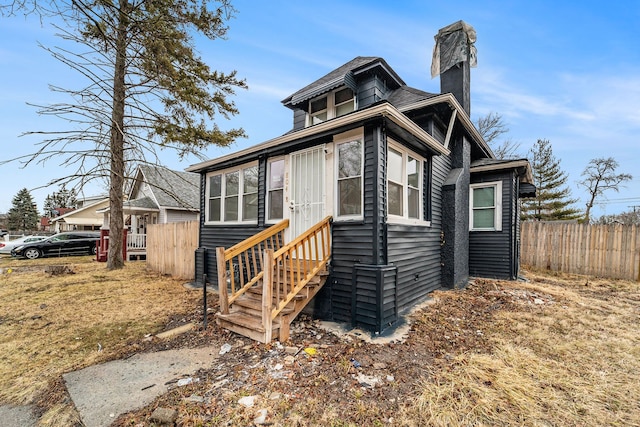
[290, 146, 325, 238]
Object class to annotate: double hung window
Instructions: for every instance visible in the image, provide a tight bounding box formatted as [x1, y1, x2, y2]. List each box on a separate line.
[336, 139, 363, 218]
[308, 87, 355, 127]
[387, 142, 425, 222]
[207, 163, 258, 223]
[470, 181, 502, 231]
[267, 159, 285, 221]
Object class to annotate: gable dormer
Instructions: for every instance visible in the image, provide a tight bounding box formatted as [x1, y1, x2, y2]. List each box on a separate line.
[282, 56, 405, 131]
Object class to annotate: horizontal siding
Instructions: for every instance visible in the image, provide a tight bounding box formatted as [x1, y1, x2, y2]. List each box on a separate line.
[431, 155, 451, 229]
[469, 171, 515, 279]
[469, 233, 511, 278]
[382, 268, 397, 325]
[199, 225, 265, 287]
[353, 268, 377, 329]
[357, 75, 388, 109]
[293, 108, 306, 131]
[387, 224, 442, 313]
[330, 125, 378, 324]
[331, 221, 374, 323]
[352, 264, 397, 332]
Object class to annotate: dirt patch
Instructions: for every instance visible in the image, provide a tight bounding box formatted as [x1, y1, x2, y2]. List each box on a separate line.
[110, 277, 566, 426]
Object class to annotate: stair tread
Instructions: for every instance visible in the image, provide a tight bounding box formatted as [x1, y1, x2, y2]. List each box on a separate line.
[217, 311, 281, 332]
[218, 264, 329, 342]
[233, 298, 295, 314]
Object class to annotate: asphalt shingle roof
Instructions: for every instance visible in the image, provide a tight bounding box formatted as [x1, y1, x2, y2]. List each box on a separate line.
[136, 165, 200, 210]
[386, 86, 438, 109]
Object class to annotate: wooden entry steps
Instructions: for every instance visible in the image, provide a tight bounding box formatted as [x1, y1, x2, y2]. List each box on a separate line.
[215, 216, 332, 343]
[216, 267, 329, 343]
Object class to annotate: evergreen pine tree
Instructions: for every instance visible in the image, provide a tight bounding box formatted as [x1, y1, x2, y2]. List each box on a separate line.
[521, 139, 583, 221]
[49, 184, 78, 214]
[4, 0, 246, 269]
[43, 195, 56, 218]
[7, 188, 40, 231]
[44, 184, 78, 218]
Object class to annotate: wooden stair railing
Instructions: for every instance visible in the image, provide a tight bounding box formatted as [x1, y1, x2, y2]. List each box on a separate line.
[216, 219, 289, 316]
[215, 216, 332, 343]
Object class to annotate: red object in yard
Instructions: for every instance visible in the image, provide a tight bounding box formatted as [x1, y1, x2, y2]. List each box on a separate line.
[96, 228, 128, 262]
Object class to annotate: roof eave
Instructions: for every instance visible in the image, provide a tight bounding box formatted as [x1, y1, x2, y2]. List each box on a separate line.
[471, 159, 534, 184]
[187, 103, 450, 173]
[398, 93, 494, 159]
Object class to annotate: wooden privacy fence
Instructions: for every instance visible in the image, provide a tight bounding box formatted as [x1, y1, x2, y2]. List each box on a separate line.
[521, 221, 640, 281]
[147, 221, 199, 280]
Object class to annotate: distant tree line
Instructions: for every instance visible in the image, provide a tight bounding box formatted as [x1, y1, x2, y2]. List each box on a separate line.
[476, 113, 632, 224]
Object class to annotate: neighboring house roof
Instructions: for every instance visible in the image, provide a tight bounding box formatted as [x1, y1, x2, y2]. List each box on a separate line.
[76, 194, 108, 208]
[50, 198, 110, 226]
[123, 196, 160, 211]
[129, 164, 200, 211]
[54, 207, 75, 216]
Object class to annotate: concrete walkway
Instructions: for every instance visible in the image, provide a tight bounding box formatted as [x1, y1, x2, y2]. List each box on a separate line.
[0, 404, 37, 427]
[63, 345, 219, 427]
[63, 346, 220, 427]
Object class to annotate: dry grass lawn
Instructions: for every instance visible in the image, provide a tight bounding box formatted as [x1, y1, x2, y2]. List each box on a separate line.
[401, 270, 640, 426]
[0, 255, 200, 424]
[2, 253, 639, 427]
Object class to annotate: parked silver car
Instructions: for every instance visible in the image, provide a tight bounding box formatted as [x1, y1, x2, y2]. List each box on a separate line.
[0, 235, 47, 255]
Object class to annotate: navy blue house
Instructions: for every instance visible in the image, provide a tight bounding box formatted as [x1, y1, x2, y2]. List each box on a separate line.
[187, 22, 535, 340]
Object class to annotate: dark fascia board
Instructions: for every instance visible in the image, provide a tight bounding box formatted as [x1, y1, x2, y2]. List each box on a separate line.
[351, 58, 405, 87]
[398, 93, 494, 159]
[282, 58, 405, 109]
[286, 75, 345, 107]
[470, 158, 534, 184]
[186, 102, 450, 174]
[519, 182, 537, 198]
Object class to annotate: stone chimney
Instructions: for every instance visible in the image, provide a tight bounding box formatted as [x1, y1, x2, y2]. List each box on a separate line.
[431, 20, 477, 116]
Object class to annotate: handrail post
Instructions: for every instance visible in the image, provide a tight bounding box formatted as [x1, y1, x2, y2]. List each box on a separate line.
[216, 247, 229, 315]
[263, 249, 274, 343]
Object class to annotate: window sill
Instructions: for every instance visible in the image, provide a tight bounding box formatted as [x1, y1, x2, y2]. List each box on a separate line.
[334, 215, 364, 221]
[204, 221, 259, 226]
[387, 217, 431, 227]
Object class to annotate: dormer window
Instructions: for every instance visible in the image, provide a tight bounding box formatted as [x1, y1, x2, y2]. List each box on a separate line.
[309, 97, 327, 125]
[334, 87, 355, 116]
[307, 87, 355, 127]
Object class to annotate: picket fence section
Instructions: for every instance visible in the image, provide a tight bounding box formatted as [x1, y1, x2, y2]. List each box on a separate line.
[521, 221, 640, 281]
[146, 221, 199, 280]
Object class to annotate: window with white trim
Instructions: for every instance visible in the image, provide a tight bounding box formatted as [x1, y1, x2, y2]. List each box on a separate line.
[206, 163, 259, 223]
[307, 87, 355, 127]
[387, 142, 426, 222]
[267, 158, 285, 221]
[470, 181, 503, 231]
[336, 139, 363, 218]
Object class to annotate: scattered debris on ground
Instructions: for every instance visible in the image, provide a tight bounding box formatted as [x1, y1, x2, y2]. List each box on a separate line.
[111, 277, 558, 426]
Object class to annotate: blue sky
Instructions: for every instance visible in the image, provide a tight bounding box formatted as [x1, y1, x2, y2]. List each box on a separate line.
[1, 0, 639, 219]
